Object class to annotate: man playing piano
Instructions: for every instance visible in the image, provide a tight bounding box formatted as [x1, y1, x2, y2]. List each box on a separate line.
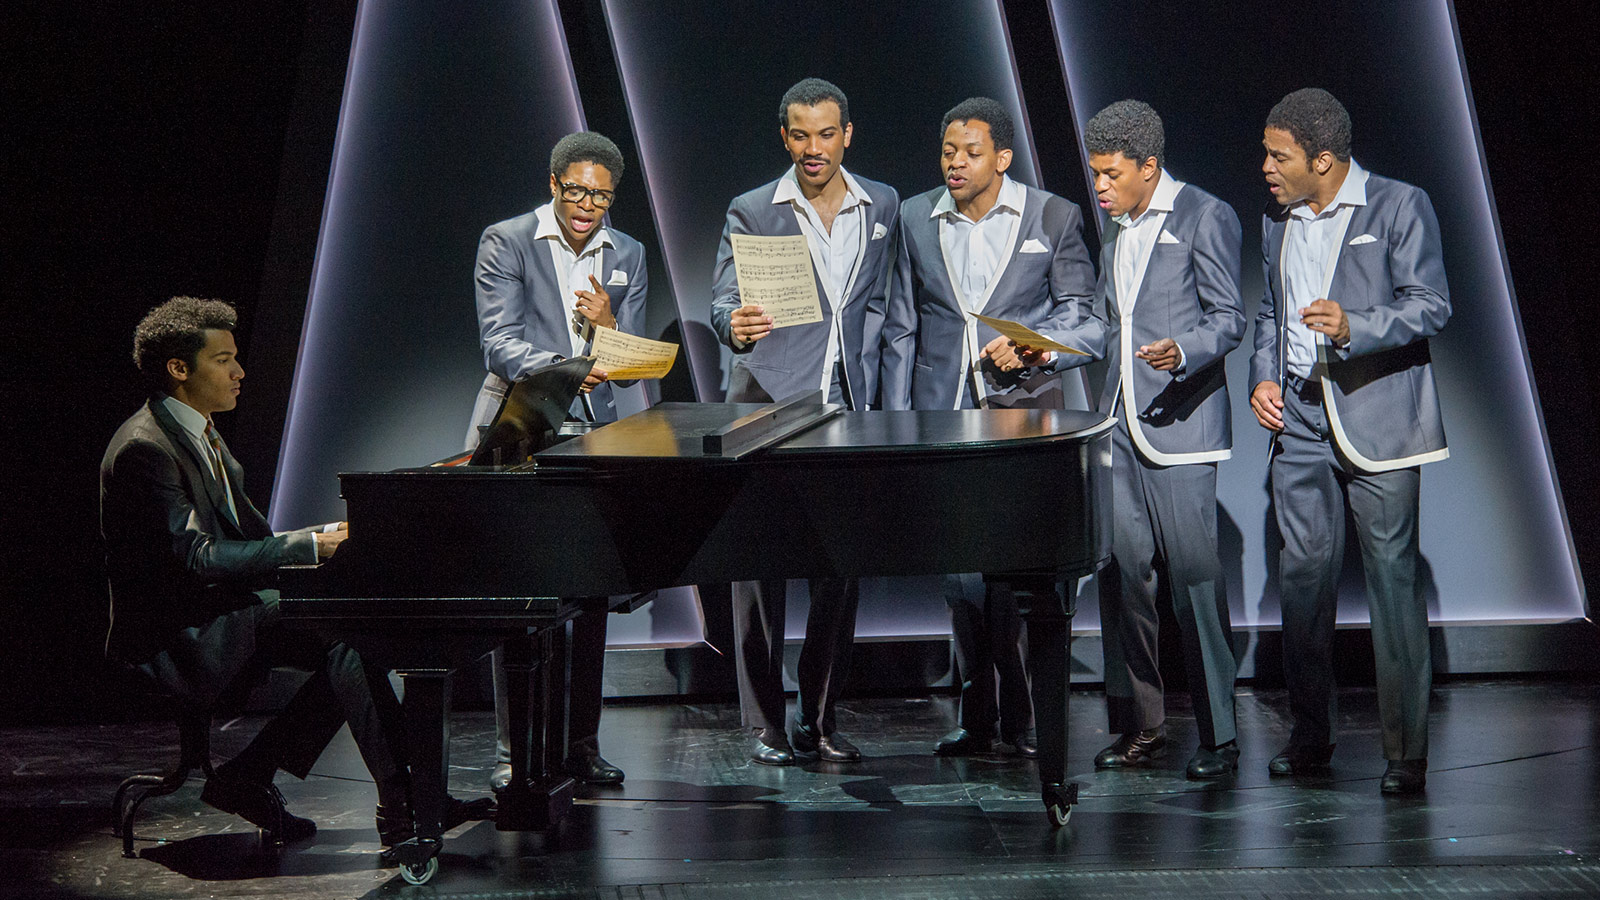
[711, 77, 901, 765]
[101, 296, 475, 847]
[466, 131, 648, 790]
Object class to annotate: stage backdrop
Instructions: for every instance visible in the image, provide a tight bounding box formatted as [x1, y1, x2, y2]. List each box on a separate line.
[272, 0, 1582, 660]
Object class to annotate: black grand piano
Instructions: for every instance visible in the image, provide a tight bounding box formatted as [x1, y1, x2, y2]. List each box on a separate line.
[280, 384, 1112, 884]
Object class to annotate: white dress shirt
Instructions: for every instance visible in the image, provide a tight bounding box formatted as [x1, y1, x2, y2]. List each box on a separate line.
[934, 174, 1026, 310]
[1281, 160, 1369, 378]
[534, 202, 615, 359]
[161, 394, 240, 526]
[932, 175, 1027, 408]
[1112, 169, 1187, 372]
[772, 166, 870, 388]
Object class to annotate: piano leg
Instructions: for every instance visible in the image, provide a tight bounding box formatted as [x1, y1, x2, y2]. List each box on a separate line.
[496, 626, 575, 831]
[1013, 578, 1080, 827]
[544, 621, 572, 790]
[393, 668, 450, 884]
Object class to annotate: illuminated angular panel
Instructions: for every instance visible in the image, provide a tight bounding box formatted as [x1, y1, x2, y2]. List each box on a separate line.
[273, 0, 586, 527]
[1045, 0, 1583, 624]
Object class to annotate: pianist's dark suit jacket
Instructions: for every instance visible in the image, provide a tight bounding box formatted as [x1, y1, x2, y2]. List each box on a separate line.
[100, 398, 317, 666]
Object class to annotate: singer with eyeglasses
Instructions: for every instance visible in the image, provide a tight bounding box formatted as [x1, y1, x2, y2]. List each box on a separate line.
[464, 130, 649, 793]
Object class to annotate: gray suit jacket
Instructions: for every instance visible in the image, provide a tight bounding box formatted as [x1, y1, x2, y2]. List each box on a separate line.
[466, 210, 649, 448]
[1097, 183, 1244, 464]
[710, 173, 900, 408]
[1248, 172, 1450, 471]
[101, 399, 315, 663]
[880, 184, 1103, 411]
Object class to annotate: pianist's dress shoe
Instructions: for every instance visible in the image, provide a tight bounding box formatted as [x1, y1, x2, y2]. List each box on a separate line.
[933, 728, 994, 757]
[376, 795, 496, 848]
[1379, 759, 1427, 795]
[201, 776, 317, 844]
[1003, 734, 1039, 759]
[565, 754, 625, 785]
[750, 730, 795, 766]
[1186, 741, 1241, 780]
[792, 723, 862, 762]
[1093, 726, 1168, 768]
[1268, 743, 1335, 776]
[489, 762, 513, 795]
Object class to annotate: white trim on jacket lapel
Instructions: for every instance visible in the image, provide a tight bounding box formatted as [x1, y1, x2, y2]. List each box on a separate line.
[1114, 205, 1230, 467]
[825, 197, 873, 400]
[1311, 205, 1449, 472]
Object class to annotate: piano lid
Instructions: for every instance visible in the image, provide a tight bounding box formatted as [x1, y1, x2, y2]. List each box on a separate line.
[537, 402, 1114, 462]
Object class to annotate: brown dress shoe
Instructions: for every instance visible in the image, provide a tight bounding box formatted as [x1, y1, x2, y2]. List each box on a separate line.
[1093, 727, 1168, 768]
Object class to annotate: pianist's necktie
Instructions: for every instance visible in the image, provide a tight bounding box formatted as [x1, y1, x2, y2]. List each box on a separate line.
[204, 424, 239, 525]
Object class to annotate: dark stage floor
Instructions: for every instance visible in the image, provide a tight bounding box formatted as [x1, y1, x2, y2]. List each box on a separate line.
[5, 679, 1600, 899]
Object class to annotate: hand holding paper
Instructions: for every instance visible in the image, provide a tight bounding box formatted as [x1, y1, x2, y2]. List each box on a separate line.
[589, 327, 679, 380]
[970, 312, 1087, 356]
[730, 233, 822, 329]
[729, 304, 774, 345]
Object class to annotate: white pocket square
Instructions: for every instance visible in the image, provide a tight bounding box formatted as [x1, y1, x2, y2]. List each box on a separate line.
[606, 269, 629, 286]
[1019, 238, 1049, 254]
[1348, 233, 1377, 245]
[871, 222, 888, 240]
[1157, 230, 1181, 244]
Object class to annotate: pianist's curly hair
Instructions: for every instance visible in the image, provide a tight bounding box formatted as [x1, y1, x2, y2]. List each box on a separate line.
[1085, 100, 1165, 170]
[941, 97, 1014, 153]
[1267, 88, 1352, 163]
[132, 296, 238, 393]
[550, 131, 625, 187]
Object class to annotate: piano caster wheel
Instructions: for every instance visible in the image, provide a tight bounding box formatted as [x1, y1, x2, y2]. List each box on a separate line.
[400, 856, 439, 886]
[1042, 782, 1078, 828]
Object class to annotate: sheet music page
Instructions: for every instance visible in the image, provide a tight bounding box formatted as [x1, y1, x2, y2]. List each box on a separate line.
[730, 233, 823, 329]
[970, 312, 1087, 355]
[590, 326, 679, 380]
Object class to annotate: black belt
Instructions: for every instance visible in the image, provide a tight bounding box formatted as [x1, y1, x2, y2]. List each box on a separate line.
[1282, 372, 1321, 400]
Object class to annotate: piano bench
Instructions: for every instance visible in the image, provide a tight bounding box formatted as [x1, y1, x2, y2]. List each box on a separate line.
[110, 702, 217, 859]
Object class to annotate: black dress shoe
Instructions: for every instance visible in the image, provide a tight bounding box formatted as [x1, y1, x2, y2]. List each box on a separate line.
[1002, 735, 1038, 759]
[749, 733, 795, 766]
[489, 762, 513, 794]
[792, 723, 862, 762]
[1186, 742, 1241, 780]
[200, 777, 317, 844]
[1268, 743, 1335, 776]
[565, 754, 625, 785]
[1380, 759, 1426, 795]
[376, 795, 497, 847]
[1093, 727, 1167, 768]
[933, 728, 994, 757]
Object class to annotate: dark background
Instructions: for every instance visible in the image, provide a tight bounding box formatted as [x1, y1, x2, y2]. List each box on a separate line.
[3, 1, 1595, 723]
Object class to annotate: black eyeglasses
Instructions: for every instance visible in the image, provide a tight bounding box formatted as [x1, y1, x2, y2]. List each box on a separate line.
[558, 182, 616, 208]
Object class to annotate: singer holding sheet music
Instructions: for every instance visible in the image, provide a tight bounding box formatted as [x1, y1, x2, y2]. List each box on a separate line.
[464, 131, 648, 791]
